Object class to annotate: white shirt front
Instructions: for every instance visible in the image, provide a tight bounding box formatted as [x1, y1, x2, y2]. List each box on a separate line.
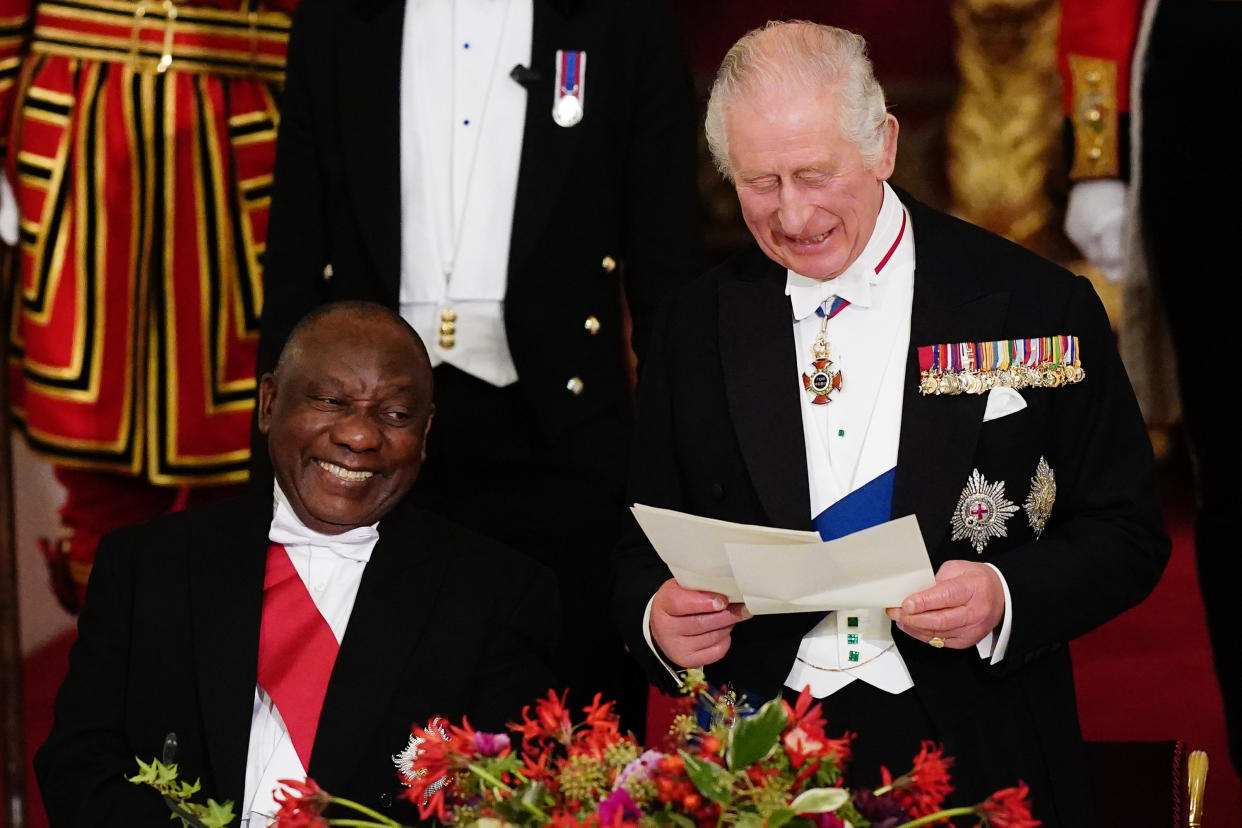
[398, 0, 532, 387]
[783, 184, 1011, 698]
[240, 485, 380, 826]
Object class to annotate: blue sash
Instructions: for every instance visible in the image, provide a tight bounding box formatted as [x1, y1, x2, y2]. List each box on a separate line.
[812, 468, 895, 541]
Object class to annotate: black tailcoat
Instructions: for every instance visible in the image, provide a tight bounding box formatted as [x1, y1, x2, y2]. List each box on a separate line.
[35, 495, 559, 826]
[612, 195, 1169, 827]
[256, 0, 701, 436]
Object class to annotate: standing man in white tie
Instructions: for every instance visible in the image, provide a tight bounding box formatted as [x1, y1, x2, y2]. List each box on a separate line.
[36, 302, 559, 826]
[613, 22, 1168, 828]
[256, 0, 702, 730]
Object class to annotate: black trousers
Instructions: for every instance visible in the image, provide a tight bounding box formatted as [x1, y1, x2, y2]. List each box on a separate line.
[410, 364, 648, 730]
[1141, 0, 1242, 776]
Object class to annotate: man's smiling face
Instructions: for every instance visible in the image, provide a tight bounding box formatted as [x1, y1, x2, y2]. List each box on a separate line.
[258, 309, 433, 534]
[727, 85, 897, 281]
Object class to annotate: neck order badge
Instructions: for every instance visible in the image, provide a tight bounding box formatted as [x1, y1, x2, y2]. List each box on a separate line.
[800, 210, 907, 405]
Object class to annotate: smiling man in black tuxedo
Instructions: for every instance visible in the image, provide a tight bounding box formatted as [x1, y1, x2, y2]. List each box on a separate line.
[36, 301, 558, 826]
[613, 22, 1168, 828]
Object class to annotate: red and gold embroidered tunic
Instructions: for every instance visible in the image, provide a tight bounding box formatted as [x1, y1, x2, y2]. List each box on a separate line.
[2, 0, 297, 484]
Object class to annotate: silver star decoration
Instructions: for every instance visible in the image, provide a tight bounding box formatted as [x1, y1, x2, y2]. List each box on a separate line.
[1023, 456, 1056, 538]
[950, 468, 1019, 553]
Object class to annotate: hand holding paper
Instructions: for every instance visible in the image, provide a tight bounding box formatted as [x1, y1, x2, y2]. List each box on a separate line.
[886, 559, 1005, 649]
[649, 579, 753, 668]
[632, 505, 936, 615]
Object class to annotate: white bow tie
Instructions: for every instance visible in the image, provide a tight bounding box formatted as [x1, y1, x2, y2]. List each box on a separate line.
[269, 484, 379, 563]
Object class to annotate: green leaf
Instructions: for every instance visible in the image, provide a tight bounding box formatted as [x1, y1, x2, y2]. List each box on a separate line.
[653, 810, 698, 828]
[726, 697, 788, 771]
[766, 807, 797, 828]
[128, 757, 159, 786]
[680, 751, 733, 806]
[789, 787, 849, 814]
[735, 812, 765, 828]
[199, 799, 237, 828]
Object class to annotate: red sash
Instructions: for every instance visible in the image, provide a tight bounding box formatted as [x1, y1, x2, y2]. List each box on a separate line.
[256, 543, 340, 771]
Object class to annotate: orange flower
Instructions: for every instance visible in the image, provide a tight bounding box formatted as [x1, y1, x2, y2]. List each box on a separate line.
[513, 689, 575, 745]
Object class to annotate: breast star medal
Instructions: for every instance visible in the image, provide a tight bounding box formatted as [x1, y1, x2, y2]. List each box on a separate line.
[1023, 456, 1056, 537]
[950, 469, 1018, 553]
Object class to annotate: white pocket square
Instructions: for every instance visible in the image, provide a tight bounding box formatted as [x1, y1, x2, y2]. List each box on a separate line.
[982, 386, 1027, 422]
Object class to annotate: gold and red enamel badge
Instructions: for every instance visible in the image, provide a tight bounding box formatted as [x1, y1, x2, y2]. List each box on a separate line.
[802, 337, 843, 404]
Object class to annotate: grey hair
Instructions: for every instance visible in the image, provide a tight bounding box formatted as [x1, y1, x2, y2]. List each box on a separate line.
[704, 21, 890, 181]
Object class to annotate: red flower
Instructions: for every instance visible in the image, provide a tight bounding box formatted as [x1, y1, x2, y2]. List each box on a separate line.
[394, 718, 459, 822]
[781, 686, 852, 770]
[881, 741, 954, 818]
[272, 778, 330, 828]
[977, 782, 1040, 828]
[513, 689, 575, 745]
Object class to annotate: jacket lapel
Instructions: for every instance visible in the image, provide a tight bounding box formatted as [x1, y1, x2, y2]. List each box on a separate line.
[891, 201, 1009, 561]
[507, 0, 586, 278]
[719, 251, 812, 531]
[189, 495, 270, 803]
[339, 0, 404, 288]
[309, 502, 449, 788]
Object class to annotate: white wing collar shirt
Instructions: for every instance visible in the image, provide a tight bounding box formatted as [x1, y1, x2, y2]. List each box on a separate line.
[399, 0, 533, 387]
[240, 483, 380, 826]
[783, 182, 1013, 699]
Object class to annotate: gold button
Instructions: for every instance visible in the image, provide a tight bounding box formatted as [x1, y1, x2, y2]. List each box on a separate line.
[322, 263, 334, 280]
[566, 376, 584, 395]
[1086, 70, 1101, 84]
[601, 255, 617, 273]
[1086, 107, 1102, 122]
[584, 315, 600, 335]
[439, 334, 456, 349]
[439, 321, 456, 335]
[440, 308, 457, 322]
[1088, 146, 1102, 160]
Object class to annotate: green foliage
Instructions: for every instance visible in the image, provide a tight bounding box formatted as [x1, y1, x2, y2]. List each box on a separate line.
[129, 757, 236, 828]
[725, 697, 788, 772]
[680, 751, 733, 806]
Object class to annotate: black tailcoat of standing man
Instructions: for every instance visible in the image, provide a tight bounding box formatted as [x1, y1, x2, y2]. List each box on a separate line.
[613, 22, 1168, 828]
[257, 0, 701, 727]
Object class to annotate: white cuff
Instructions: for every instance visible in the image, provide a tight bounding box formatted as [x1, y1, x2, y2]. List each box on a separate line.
[642, 595, 686, 684]
[974, 562, 1013, 664]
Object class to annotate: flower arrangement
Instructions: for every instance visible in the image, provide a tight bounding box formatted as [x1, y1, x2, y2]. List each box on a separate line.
[133, 672, 1038, 828]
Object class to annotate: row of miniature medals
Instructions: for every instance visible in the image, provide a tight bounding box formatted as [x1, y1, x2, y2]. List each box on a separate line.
[800, 306, 1069, 554]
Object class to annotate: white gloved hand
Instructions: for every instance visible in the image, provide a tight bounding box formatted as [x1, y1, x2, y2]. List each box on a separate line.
[0, 170, 18, 247]
[1064, 178, 1127, 283]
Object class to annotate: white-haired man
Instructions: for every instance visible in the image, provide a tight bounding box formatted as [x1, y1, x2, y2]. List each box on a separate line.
[613, 22, 1168, 826]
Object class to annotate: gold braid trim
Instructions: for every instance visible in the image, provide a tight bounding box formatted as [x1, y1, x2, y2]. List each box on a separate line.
[1067, 54, 1120, 179]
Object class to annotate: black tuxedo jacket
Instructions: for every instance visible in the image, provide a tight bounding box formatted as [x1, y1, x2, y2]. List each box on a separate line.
[612, 195, 1169, 826]
[35, 495, 559, 826]
[257, 0, 700, 442]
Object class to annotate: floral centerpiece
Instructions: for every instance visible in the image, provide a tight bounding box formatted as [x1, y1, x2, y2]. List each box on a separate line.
[133, 672, 1038, 828]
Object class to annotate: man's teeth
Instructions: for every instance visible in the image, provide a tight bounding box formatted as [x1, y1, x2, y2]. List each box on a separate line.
[317, 460, 373, 481]
[800, 230, 830, 244]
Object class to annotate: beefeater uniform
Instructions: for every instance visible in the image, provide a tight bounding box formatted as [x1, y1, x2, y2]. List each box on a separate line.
[1059, 0, 1242, 776]
[1, 0, 297, 611]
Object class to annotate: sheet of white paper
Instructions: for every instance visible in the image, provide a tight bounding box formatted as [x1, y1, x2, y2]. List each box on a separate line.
[725, 514, 935, 614]
[631, 504, 822, 602]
